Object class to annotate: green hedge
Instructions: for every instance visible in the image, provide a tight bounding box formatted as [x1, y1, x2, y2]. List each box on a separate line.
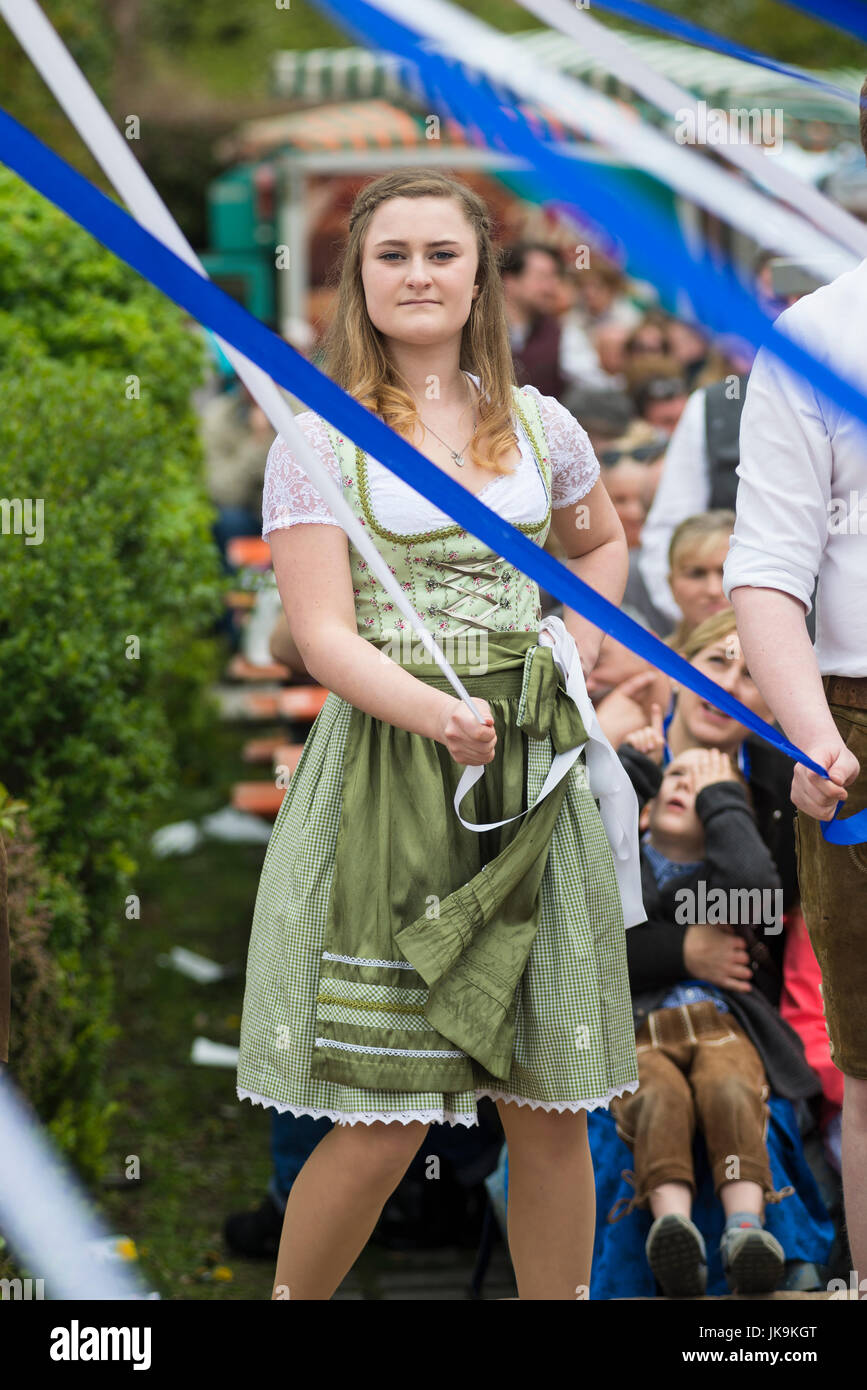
[1, 809, 107, 1174]
[0, 168, 226, 1176]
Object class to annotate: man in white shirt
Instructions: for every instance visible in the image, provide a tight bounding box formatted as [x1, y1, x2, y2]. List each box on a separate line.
[723, 242, 867, 1286]
[638, 266, 800, 626]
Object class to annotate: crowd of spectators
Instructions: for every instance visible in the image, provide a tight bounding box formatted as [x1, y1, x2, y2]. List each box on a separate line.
[509, 241, 842, 1296]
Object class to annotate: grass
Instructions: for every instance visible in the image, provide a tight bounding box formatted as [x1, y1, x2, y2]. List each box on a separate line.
[96, 724, 279, 1300]
[93, 719, 514, 1301]
[1, 685, 514, 1301]
[0, 716, 277, 1300]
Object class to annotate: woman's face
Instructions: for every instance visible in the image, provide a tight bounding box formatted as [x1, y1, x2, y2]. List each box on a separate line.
[603, 461, 647, 549]
[360, 196, 480, 350]
[673, 632, 772, 752]
[667, 319, 708, 366]
[668, 537, 730, 634]
[628, 325, 666, 355]
[582, 274, 617, 318]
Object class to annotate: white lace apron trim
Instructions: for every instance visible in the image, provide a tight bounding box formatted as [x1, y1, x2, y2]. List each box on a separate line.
[236, 1078, 640, 1128]
[236, 1086, 478, 1128]
[474, 1079, 640, 1114]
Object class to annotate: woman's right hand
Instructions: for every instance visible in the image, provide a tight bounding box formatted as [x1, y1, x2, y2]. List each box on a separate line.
[438, 697, 497, 766]
[682, 923, 752, 992]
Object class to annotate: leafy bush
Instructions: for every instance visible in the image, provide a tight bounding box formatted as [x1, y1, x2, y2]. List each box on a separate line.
[0, 168, 226, 1175]
[2, 811, 113, 1173]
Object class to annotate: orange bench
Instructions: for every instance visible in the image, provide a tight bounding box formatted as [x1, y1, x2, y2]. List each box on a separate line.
[226, 536, 272, 570]
[230, 783, 287, 818]
[278, 686, 329, 722]
[243, 735, 286, 763]
[224, 590, 258, 611]
[231, 692, 282, 721]
[272, 745, 305, 776]
[226, 653, 290, 683]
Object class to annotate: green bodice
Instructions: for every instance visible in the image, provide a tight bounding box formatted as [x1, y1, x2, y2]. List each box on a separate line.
[323, 385, 552, 643]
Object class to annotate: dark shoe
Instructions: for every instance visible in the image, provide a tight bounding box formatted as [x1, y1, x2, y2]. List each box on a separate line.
[720, 1223, 785, 1294]
[645, 1213, 707, 1297]
[223, 1194, 284, 1259]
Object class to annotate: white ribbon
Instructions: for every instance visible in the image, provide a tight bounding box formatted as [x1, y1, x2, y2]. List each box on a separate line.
[362, 0, 860, 280]
[0, 0, 644, 923]
[0, 0, 484, 728]
[517, 0, 867, 262]
[0, 1071, 145, 1299]
[454, 616, 646, 928]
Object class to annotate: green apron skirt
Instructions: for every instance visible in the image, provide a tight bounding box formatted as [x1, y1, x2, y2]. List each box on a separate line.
[236, 633, 640, 1127]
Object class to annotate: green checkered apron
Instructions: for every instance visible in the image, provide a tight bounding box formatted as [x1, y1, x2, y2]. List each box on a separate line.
[236, 387, 639, 1125]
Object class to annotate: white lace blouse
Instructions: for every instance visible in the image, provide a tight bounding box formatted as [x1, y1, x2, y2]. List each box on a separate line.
[260, 380, 600, 539]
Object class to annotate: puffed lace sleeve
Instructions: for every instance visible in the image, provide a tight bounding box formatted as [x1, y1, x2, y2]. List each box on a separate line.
[522, 384, 601, 508]
[261, 411, 343, 538]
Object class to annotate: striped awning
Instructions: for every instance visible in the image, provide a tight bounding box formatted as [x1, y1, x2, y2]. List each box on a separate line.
[226, 101, 432, 161]
[271, 30, 861, 130]
[271, 46, 413, 104]
[523, 28, 860, 126]
[221, 97, 570, 163]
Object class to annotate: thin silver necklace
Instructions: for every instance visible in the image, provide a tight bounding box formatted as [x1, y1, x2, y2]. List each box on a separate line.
[417, 373, 478, 467]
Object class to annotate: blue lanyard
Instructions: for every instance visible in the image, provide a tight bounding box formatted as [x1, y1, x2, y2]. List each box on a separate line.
[661, 703, 752, 781]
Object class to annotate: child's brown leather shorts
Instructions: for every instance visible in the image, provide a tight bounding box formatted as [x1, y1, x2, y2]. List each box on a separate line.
[607, 1001, 784, 1218]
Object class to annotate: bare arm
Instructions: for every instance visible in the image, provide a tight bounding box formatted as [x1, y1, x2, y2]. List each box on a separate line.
[268, 525, 496, 765]
[731, 585, 859, 818]
[723, 333, 860, 818]
[730, 587, 833, 748]
[268, 610, 308, 676]
[549, 475, 630, 678]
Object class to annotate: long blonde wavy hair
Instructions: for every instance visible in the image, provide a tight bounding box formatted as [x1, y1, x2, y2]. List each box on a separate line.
[321, 168, 518, 473]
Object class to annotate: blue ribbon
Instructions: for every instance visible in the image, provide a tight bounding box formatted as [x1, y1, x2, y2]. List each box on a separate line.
[589, 0, 858, 107]
[0, 104, 862, 842]
[779, 0, 867, 44]
[323, 1, 867, 435]
[316, 1, 867, 843]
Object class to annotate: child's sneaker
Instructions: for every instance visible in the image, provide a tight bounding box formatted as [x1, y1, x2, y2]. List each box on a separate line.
[720, 1220, 785, 1294]
[645, 1213, 707, 1297]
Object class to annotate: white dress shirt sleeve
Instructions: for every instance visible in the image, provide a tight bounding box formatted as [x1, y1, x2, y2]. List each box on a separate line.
[723, 343, 832, 613]
[637, 387, 710, 624]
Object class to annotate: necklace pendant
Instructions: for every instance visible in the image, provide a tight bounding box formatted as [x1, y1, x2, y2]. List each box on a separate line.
[452, 452, 465, 467]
